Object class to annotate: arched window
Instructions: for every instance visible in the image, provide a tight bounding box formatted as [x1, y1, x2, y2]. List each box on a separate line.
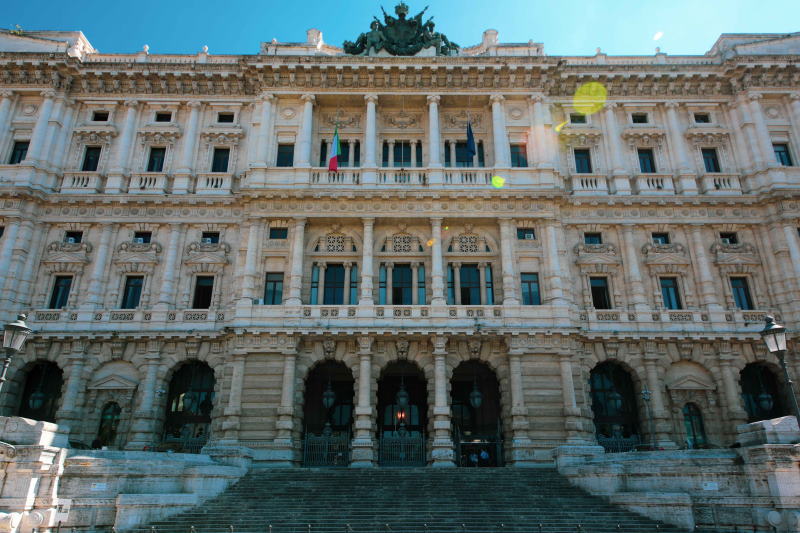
[163, 361, 215, 452]
[682, 403, 707, 449]
[17, 362, 63, 422]
[96, 402, 122, 448]
[740, 363, 787, 422]
[590, 362, 640, 448]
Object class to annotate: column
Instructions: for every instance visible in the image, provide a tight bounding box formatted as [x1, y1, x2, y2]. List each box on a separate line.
[0, 219, 33, 304]
[173, 101, 202, 194]
[478, 262, 487, 304]
[448, 141, 456, 167]
[532, 94, 557, 169]
[127, 350, 161, 449]
[25, 90, 55, 167]
[789, 94, 800, 156]
[643, 351, 674, 448]
[50, 101, 77, 174]
[221, 351, 247, 442]
[604, 103, 631, 195]
[431, 336, 455, 466]
[664, 102, 698, 195]
[359, 218, 374, 306]
[411, 262, 419, 305]
[363, 94, 378, 184]
[526, 96, 541, 168]
[285, 217, 307, 306]
[106, 100, 139, 193]
[155, 224, 185, 309]
[352, 336, 375, 466]
[56, 345, 86, 434]
[543, 220, 567, 305]
[719, 352, 748, 439]
[689, 225, 722, 310]
[748, 93, 779, 169]
[430, 218, 446, 305]
[387, 140, 395, 168]
[251, 93, 275, 167]
[15, 222, 45, 309]
[490, 95, 510, 168]
[239, 219, 263, 302]
[498, 218, 520, 305]
[427, 95, 442, 167]
[40, 96, 65, 171]
[559, 353, 586, 444]
[508, 347, 534, 462]
[620, 225, 648, 311]
[297, 94, 315, 168]
[0, 220, 20, 295]
[343, 262, 352, 305]
[724, 103, 754, 175]
[385, 263, 393, 304]
[782, 224, 800, 296]
[453, 262, 461, 305]
[82, 224, 114, 309]
[0, 90, 15, 154]
[275, 348, 297, 447]
[317, 263, 327, 305]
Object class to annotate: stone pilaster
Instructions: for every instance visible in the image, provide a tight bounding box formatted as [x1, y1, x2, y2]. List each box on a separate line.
[173, 101, 202, 194]
[498, 218, 520, 305]
[362, 94, 378, 184]
[358, 218, 374, 307]
[155, 224, 186, 310]
[106, 100, 139, 193]
[25, 89, 55, 167]
[430, 335, 455, 466]
[274, 337, 300, 465]
[285, 217, 307, 306]
[490, 94, 510, 168]
[296, 94, 315, 169]
[55, 340, 88, 436]
[82, 224, 114, 309]
[427, 95, 442, 183]
[506, 337, 535, 464]
[351, 336, 375, 467]
[620, 225, 648, 311]
[220, 350, 247, 443]
[664, 101, 698, 195]
[126, 342, 162, 450]
[604, 103, 632, 194]
[643, 344, 676, 448]
[689, 225, 722, 311]
[429, 218, 446, 306]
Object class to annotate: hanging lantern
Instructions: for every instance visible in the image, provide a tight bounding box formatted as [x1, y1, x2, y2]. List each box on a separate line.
[28, 390, 46, 410]
[757, 392, 774, 413]
[322, 381, 336, 409]
[396, 383, 410, 408]
[469, 381, 483, 409]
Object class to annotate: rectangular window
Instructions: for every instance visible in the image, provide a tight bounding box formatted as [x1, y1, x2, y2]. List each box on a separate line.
[354, 140, 362, 168]
[719, 232, 738, 245]
[460, 264, 481, 305]
[574, 149, 592, 173]
[660, 277, 682, 310]
[584, 232, 602, 245]
[774, 143, 793, 166]
[521, 273, 541, 306]
[517, 228, 536, 240]
[155, 112, 172, 122]
[319, 140, 328, 167]
[323, 264, 345, 305]
[49, 276, 72, 309]
[652, 232, 670, 245]
[133, 231, 151, 244]
[121, 276, 144, 309]
[192, 276, 214, 309]
[211, 147, 230, 172]
[349, 264, 359, 305]
[264, 272, 284, 305]
[392, 264, 413, 305]
[731, 277, 754, 310]
[81, 146, 102, 172]
[8, 141, 29, 164]
[310, 264, 320, 304]
[417, 264, 426, 305]
[510, 144, 528, 168]
[694, 113, 711, 124]
[269, 227, 288, 240]
[92, 110, 109, 122]
[378, 264, 387, 305]
[570, 113, 586, 124]
[394, 141, 412, 167]
[477, 141, 485, 167]
[217, 112, 234, 123]
[147, 147, 166, 172]
[455, 141, 474, 167]
[590, 277, 611, 309]
[201, 231, 219, 244]
[638, 148, 656, 173]
[276, 144, 294, 167]
[64, 231, 83, 244]
[485, 264, 494, 305]
[447, 264, 456, 305]
[631, 113, 648, 124]
[338, 140, 350, 168]
[701, 148, 721, 173]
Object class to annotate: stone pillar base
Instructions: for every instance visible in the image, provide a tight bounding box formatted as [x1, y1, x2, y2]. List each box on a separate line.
[105, 173, 125, 194]
[126, 415, 158, 450]
[677, 173, 698, 195]
[172, 173, 192, 194]
[430, 438, 455, 467]
[269, 438, 296, 466]
[350, 437, 375, 467]
[508, 436, 538, 466]
[613, 174, 632, 195]
[551, 444, 605, 469]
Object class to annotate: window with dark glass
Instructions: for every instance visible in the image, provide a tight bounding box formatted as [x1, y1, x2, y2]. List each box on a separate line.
[49, 276, 72, 309]
[694, 113, 711, 123]
[378, 264, 387, 305]
[740, 363, 787, 422]
[217, 112, 234, 123]
[276, 143, 294, 167]
[590, 362, 640, 441]
[163, 361, 215, 448]
[521, 273, 541, 306]
[719, 232, 738, 245]
[731, 277, 754, 310]
[92, 110, 109, 122]
[774, 143, 793, 166]
[590, 277, 611, 309]
[147, 147, 166, 172]
[510, 144, 528, 167]
[121, 276, 144, 309]
[446, 265, 456, 305]
[192, 276, 214, 309]
[96, 402, 122, 447]
[310, 264, 320, 304]
[517, 228, 536, 240]
[682, 403, 707, 449]
[349, 264, 359, 305]
[264, 272, 284, 305]
[269, 227, 288, 240]
[416, 264, 425, 305]
[637, 148, 656, 173]
[631, 113, 648, 124]
[660, 277, 682, 310]
[652, 232, 670, 245]
[211, 147, 230, 172]
[460, 264, 481, 305]
[323, 264, 345, 305]
[574, 149, 592, 173]
[17, 362, 63, 423]
[701, 148, 721, 172]
[484, 264, 494, 305]
[584, 232, 602, 245]
[81, 146, 102, 172]
[133, 231, 151, 244]
[65, 231, 83, 244]
[570, 113, 586, 124]
[201, 231, 219, 244]
[444, 141, 477, 168]
[392, 264, 413, 305]
[0, 227, 4, 239]
[8, 141, 29, 164]
[155, 112, 172, 122]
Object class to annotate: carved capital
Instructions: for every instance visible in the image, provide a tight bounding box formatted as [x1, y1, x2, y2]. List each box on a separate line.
[300, 94, 316, 104]
[790, 93, 800, 102]
[664, 101, 681, 110]
[364, 94, 379, 104]
[258, 92, 276, 103]
[430, 335, 447, 355]
[489, 94, 505, 105]
[426, 95, 441, 105]
[530, 93, 546, 104]
[186, 101, 202, 109]
[124, 100, 139, 108]
[357, 336, 373, 355]
[0, 90, 14, 99]
[40, 89, 56, 99]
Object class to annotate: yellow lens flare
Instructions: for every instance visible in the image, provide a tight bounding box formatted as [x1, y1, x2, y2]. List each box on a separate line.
[491, 176, 506, 188]
[555, 120, 568, 133]
[426, 239, 435, 247]
[572, 82, 607, 117]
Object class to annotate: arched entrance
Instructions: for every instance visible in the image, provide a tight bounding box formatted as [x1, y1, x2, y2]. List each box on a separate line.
[451, 360, 503, 467]
[301, 360, 355, 467]
[590, 362, 641, 452]
[377, 360, 427, 466]
[95, 402, 122, 448]
[162, 361, 215, 453]
[17, 361, 63, 422]
[740, 363, 787, 422]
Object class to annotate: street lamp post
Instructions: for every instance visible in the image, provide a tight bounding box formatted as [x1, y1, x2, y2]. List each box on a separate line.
[1, 314, 33, 401]
[760, 315, 800, 424]
[641, 385, 657, 450]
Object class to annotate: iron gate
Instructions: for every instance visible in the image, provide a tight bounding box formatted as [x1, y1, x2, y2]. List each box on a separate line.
[378, 433, 426, 466]
[302, 432, 351, 467]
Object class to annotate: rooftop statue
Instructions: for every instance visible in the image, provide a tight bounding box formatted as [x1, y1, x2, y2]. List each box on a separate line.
[343, 2, 459, 56]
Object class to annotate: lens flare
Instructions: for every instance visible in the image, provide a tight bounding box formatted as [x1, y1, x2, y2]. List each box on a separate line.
[426, 239, 435, 247]
[555, 120, 568, 133]
[572, 82, 607, 116]
[653, 31, 664, 41]
[491, 176, 506, 188]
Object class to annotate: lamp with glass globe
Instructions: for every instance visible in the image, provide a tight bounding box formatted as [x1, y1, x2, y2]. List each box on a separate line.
[1, 314, 33, 400]
[760, 315, 800, 423]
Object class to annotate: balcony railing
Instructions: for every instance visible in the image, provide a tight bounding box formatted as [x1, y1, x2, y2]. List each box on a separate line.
[443, 169, 492, 185]
[311, 169, 360, 184]
[195, 172, 234, 194]
[700, 173, 742, 195]
[633, 173, 675, 195]
[379, 169, 427, 185]
[61, 172, 103, 193]
[129, 173, 168, 194]
[571, 174, 609, 195]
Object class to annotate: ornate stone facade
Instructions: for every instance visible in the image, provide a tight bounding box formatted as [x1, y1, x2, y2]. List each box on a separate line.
[0, 24, 799, 470]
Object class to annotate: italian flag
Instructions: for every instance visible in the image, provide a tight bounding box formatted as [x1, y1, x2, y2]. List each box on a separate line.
[327, 126, 341, 171]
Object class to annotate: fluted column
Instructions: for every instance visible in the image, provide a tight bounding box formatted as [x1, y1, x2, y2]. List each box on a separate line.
[359, 218, 375, 306]
[25, 90, 56, 167]
[286, 218, 307, 306]
[107, 101, 139, 193]
[430, 218, 445, 305]
[297, 94, 315, 168]
[0, 219, 33, 305]
[604, 103, 631, 195]
[689, 225, 722, 310]
[490, 94, 510, 168]
[0, 90, 15, 155]
[174, 101, 202, 193]
[431, 335, 455, 467]
[498, 218, 520, 305]
[240, 219, 264, 302]
[127, 348, 162, 449]
[352, 336, 375, 467]
[252, 93, 275, 167]
[83, 224, 115, 309]
[543, 220, 567, 305]
[620, 225, 648, 311]
[664, 102, 698, 195]
[221, 351, 247, 442]
[155, 224, 185, 309]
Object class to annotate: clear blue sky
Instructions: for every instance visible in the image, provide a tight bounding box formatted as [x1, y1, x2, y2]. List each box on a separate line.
[6, 0, 799, 56]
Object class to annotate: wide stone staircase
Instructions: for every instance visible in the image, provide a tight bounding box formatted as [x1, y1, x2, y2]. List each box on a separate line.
[132, 468, 690, 533]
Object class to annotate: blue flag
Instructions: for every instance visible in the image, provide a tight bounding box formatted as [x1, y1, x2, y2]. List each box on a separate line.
[466, 121, 476, 157]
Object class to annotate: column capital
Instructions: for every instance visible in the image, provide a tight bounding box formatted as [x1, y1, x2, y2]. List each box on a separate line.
[0, 89, 14, 99]
[789, 93, 800, 102]
[186, 100, 203, 109]
[747, 92, 764, 102]
[664, 101, 681, 110]
[258, 92, 276, 102]
[362, 216, 375, 226]
[426, 95, 441, 105]
[385, 261, 394, 268]
[530, 93, 546, 103]
[123, 99, 139, 109]
[343, 261, 353, 268]
[489, 94, 506, 104]
[605, 102, 619, 111]
[364, 94, 379, 103]
[293, 216, 307, 226]
[357, 335, 373, 355]
[40, 89, 56, 99]
[430, 217, 443, 226]
[430, 335, 447, 355]
[300, 94, 316, 104]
